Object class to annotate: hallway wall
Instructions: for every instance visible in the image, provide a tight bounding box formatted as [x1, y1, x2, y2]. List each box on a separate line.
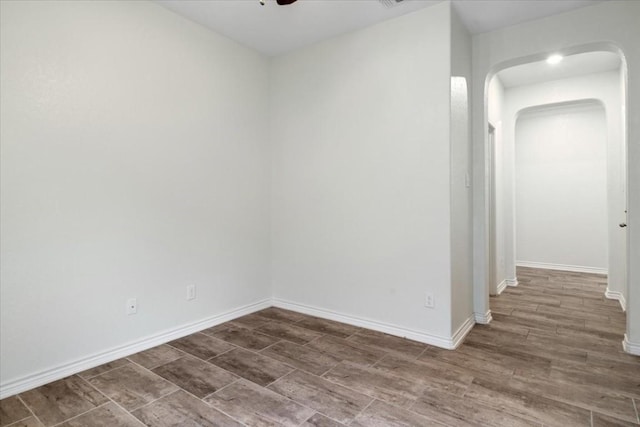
[515, 103, 608, 271]
[500, 71, 625, 300]
[471, 0, 640, 351]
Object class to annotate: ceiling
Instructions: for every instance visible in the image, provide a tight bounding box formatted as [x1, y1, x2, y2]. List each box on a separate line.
[452, 0, 605, 35]
[156, 0, 605, 57]
[497, 51, 622, 88]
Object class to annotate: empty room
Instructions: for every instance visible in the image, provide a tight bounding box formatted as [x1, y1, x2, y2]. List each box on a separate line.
[0, 0, 638, 426]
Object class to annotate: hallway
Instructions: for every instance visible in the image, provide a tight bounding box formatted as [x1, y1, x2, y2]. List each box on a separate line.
[435, 266, 639, 425]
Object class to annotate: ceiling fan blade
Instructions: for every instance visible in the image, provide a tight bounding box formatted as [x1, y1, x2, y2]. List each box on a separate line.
[276, 0, 298, 4]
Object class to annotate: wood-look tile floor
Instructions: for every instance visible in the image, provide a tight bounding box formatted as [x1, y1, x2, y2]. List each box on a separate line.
[1, 267, 638, 426]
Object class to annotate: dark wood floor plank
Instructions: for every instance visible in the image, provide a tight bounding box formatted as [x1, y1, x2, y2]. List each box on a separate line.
[353, 399, 445, 427]
[346, 329, 426, 359]
[268, 370, 373, 424]
[19, 376, 108, 426]
[304, 335, 386, 366]
[209, 347, 294, 387]
[411, 389, 540, 427]
[202, 322, 281, 351]
[261, 340, 342, 376]
[372, 354, 474, 396]
[132, 390, 242, 427]
[87, 364, 178, 412]
[151, 356, 237, 398]
[57, 402, 141, 427]
[464, 376, 591, 426]
[322, 362, 425, 409]
[205, 379, 315, 427]
[0, 396, 32, 427]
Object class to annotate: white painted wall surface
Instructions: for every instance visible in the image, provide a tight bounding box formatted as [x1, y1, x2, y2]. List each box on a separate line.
[515, 104, 608, 271]
[487, 77, 507, 294]
[471, 0, 639, 350]
[617, 63, 628, 309]
[501, 71, 624, 291]
[270, 3, 455, 340]
[450, 7, 474, 332]
[0, 0, 271, 388]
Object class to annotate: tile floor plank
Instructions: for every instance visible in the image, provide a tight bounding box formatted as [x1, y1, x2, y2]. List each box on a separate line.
[256, 321, 323, 345]
[301, 413, 347, 427]
[254, 307, 308, 323]
[127, 345, 184, 370]
[57, 402, 142, 427]
[352, 399, 444, 427]
[202, 323, 281, 351]
[209, 347, 294, 387]
[3, 417, 43, 427]
[132, 390, 242, 427]
[261, 340, 341, 376]
[88, 365, 178, 412]
[304, 335, 386, 366]
[346, 329, 426, 359]
[166, 333, 234, 361]
[19, 376, 108, 426]
[0, 396, 31, 427]
[294, 317, 361, 339]
[268, 370, 373, 424]
[151, 356, 237, 398]
[322, 362, 424, 409]
[204, 379, 314, 427]
[372, 354, 474, 396]
[78, 359, 131, 380]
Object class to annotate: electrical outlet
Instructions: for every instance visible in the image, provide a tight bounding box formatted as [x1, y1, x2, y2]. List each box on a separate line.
[425, 293, 434, 308]
[126, 298, 137, 315]
[187, 284, 196, 301]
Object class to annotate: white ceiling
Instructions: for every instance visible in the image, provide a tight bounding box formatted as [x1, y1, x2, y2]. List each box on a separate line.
[156, 0, 605, 57]
[452, 0, 605, 35]
[497, 51, 622, 88]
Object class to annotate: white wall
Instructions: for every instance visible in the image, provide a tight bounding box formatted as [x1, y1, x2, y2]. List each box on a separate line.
[471, 0, 640, 351]
[487, 76, 507, 294]
[450, 7, 474, 331]
[515, 104, 608, 271]
[270, 3, 457, 342]
[500, 71, 624, 291]
[617, 63, 628, 308]
[0, 0, 271, 390]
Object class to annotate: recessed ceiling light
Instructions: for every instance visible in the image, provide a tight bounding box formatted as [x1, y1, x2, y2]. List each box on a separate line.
[547, 54, 563, 65]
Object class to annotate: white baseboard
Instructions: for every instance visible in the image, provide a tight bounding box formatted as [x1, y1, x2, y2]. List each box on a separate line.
[451, 315, 476, 349]
[516, 261, 607, 275]
[496, 280, 507, 295]
[605, 288, 627, 312]
[0, 298, 272, 399]
[474, 310, 492, 324]
[505, 278, 519, 287]
[272, 298, 472, 350]
[622, 334, 640, 356]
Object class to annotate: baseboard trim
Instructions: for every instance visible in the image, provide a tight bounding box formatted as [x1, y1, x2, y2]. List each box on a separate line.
[0, 298, 272, 399]
[605, 288, 627, 312]
[496, 280, 507, 295]
[272, 298, 467, 350]
[505, 278, 519, 287]
[451, 315, 476, 349]
[622, 334, 640, 356]
[474, 310, 492, 324]
[516, 261, 607, 275]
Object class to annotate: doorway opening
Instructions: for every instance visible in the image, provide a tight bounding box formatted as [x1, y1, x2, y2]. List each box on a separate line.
[482, 47, 630, 350]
